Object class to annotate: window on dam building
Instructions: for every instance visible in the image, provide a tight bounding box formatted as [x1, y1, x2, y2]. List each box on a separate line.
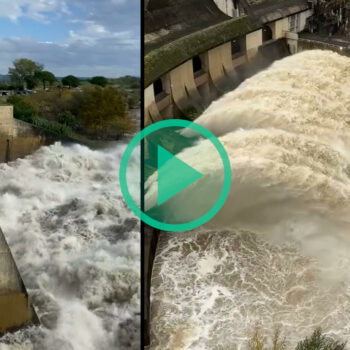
[231, 39, 241, 55]
[262, 25, 273, 42]
[153, 78, 164, 99]
[192, 56, 203, 76]
[231, 36, 246, 57]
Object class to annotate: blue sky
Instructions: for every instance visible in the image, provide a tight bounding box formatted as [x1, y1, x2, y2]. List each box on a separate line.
[0, 0, 140, 77]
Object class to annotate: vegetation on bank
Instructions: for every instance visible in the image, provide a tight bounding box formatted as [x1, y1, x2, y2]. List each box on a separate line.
[7, 87, 135, 140]
[248, 328, 346, 350]
[0, 58, 140, 141]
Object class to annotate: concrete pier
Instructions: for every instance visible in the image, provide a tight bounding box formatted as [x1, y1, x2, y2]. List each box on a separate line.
[0, 228, 39, 334]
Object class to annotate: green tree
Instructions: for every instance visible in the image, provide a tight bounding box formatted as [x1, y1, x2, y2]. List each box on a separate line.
[8, 58, 43, 89]
[89, 76, 108, 87]
[77, 86, 134, 137]
[7, 96, 36, 121]
[35, 70, 56, 89]
[296, 328, 346, 350]
[115, 75, 140, 90]
[62, 75, 80, 88]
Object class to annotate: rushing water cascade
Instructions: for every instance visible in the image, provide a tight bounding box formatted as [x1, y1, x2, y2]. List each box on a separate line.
[150, 50, 350, 350]
[0, 142, 140, 350]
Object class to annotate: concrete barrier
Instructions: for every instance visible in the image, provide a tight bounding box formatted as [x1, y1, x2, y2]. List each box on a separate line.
[0, 106, 45, 163]
[0, 106, 15, 136]
[0, 228, 39, 334]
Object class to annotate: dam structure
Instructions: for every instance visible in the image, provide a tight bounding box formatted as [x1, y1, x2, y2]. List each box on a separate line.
[144, 0, 313, 126]
[142, 0, 350, 347]
[0, 105, 41, 334]
[144, 0, 314, 343]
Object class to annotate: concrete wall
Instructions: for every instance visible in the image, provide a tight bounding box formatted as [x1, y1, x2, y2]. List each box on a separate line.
[288, 9, 312, 32]
[0, 106, 45, 163]
[0, 106, 15, 136]
[169, 60, 202, 113]
[246, 29, 263, 60]
[269, 18, 289, 39]
[145, 8, 313, 124]
[299, 9, 313, 31]
[208, 42, 235, 88]
[0, 228, 38, 334]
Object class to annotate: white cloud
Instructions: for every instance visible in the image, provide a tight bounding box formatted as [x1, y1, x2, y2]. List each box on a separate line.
[0, 36, 139, 77]
[0, 0, 69, 22]
[0, 0, 140, 77]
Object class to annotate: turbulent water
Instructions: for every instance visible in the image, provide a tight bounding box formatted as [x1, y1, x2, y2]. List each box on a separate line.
[150, 50, 350, 349]
[0, 142, 140, 350]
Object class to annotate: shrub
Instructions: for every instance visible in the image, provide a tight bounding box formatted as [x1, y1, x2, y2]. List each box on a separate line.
[77, 86, 135, 137]
[57, 111, 79, 130]
[248, 327, 286, 350]
[31, 116, 73, 137]
[7, 96, 36, 121]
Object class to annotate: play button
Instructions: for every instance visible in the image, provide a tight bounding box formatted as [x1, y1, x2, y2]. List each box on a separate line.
[119, 119, 231, 232]
[157, 146, 203, 206]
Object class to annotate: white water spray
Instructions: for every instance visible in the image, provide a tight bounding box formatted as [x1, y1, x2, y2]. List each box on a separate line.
[150, 50, 350, 349]
[0, 142, 140, 350]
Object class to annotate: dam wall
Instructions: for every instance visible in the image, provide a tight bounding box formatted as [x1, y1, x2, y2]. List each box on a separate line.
[297, 35, 350, 57]
[0, 228, 39, 334]
[0, 106, 45, 163]
[144, 0, 313, 126]
[0, 106, 15, 136]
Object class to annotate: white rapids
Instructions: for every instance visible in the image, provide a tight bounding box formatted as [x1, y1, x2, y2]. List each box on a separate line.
[150, 50, 350, 350]
[0, 142, 140, 350]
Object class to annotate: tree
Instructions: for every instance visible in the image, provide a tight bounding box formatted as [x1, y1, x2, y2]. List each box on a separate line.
[296, 328, 346, 350]
[77, 86, 134, 137]
[62, 75, 80, 88]
[312, 0, 350, 35]
[35, 70, 56, 89]
[8, 58, 43, 89]
[89, 76, 108, 87]
[7, 96, 36, 121]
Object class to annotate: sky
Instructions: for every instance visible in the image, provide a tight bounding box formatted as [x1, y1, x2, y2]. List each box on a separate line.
[0, 0, 140, 77]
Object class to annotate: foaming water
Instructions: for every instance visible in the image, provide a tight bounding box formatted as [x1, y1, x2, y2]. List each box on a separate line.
[0, 142, 140, 350]
[150, 50, 350, 349]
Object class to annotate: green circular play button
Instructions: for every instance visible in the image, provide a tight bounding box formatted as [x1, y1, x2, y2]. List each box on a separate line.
[119, 119, 231, 232]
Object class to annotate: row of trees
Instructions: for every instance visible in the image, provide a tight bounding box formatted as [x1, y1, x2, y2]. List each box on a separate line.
[6, 58, 112, 89]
